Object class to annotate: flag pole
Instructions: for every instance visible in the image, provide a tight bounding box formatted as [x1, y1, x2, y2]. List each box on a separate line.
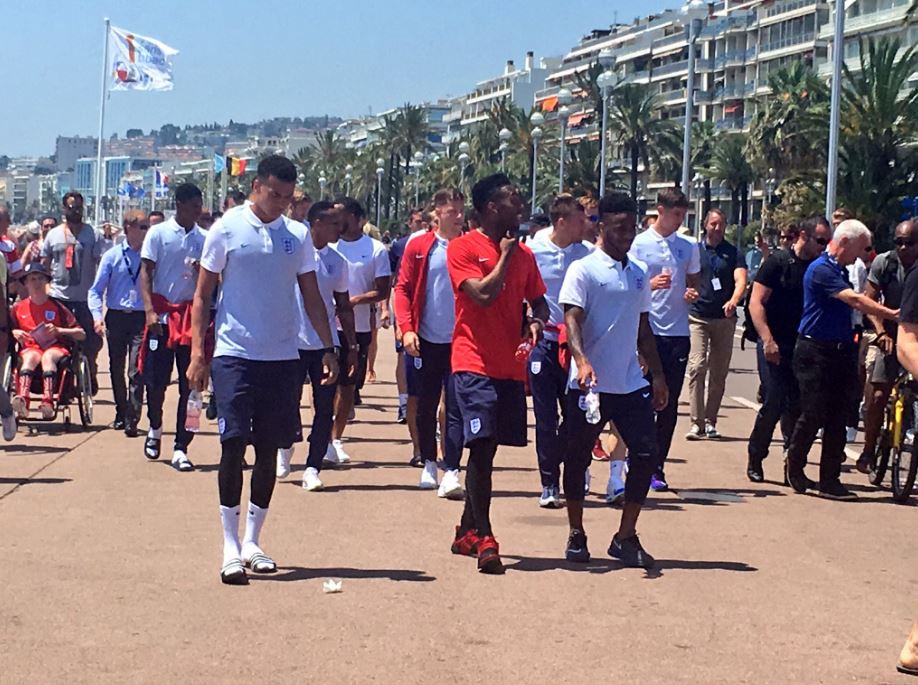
[94, 17, 111, 228]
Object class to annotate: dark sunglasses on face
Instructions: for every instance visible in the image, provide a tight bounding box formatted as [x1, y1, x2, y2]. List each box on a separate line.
[814, 237, 829, 246]
[896, 238, 916, 247]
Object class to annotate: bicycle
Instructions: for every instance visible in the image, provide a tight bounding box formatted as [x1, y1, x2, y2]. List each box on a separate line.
[870, 372, 918, 503]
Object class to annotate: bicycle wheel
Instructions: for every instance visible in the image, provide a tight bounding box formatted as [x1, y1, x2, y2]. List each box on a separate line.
[891, 399, 918, 502]
[871, 425, 891, 486]
[77, 356, 93, 428]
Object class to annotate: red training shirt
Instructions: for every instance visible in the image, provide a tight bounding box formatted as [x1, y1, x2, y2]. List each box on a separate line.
[447, 230, 546, 381]
[11, 298, 78, 351]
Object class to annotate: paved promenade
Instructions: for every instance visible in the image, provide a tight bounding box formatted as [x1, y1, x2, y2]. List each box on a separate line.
[1, 337, 916, 684]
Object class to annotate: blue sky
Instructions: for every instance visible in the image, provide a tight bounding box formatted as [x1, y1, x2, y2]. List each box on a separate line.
[4, 0, 672, 157]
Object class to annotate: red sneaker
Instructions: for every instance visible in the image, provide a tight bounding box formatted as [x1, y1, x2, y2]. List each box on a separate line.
[592, 438, 610, 462]
[450, 526, 480, 557]
[476, 535, 505, 575]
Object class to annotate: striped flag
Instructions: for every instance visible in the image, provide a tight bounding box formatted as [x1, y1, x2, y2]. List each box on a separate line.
[226, 157, 248, 177]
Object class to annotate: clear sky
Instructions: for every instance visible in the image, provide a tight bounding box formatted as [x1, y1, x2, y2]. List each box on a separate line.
[3, 0, 673, 157]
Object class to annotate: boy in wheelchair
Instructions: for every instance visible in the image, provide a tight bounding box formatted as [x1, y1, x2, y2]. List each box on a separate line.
[10, 263, 86, 419]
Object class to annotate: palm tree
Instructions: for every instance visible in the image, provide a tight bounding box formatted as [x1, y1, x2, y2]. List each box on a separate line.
[746, 61, 829, 182]
[838, 37, 918, 237]
[707, 133, 754, 226]
[606, 83, 670, 197]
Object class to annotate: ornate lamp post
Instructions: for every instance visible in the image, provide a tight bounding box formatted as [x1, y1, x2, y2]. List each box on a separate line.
[530, 111, 544, 215]
[557, 87, 572, 192]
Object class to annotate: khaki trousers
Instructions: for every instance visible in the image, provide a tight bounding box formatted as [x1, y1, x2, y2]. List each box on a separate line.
[687, 315, 737, 428]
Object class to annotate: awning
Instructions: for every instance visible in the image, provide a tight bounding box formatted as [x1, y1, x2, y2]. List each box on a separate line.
[568, 112, 591, 127]
[724, 103, 743, 114]
[541, 96, 559, 112]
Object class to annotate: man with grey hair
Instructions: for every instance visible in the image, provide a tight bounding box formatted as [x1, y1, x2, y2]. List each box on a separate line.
[785, 219, 899, 500]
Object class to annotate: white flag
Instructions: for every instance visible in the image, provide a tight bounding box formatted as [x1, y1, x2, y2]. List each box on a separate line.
[109, 26, 178, 92]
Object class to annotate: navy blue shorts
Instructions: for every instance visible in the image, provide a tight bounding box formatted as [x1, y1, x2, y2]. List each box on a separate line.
[405, 351, 422, 397]
[454, 372, 528, 447]
[336, 331, 371, 387]
[210, 356, 301, 446]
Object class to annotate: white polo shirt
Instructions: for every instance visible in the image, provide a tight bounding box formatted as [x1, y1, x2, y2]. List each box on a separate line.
[528, 234, 592, 342]
[331, 234, 390, 333]
[298, 245, 348, 351]
[140, 217, 206, 303]
[559, 249, 651, 395]
[628, 226, 700, 337]
[201, 206, 318, 361]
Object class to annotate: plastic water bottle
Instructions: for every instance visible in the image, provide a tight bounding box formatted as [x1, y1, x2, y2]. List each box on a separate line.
[584, 386, 601, 425]
[185, 390, 203, 433]
[515, 340, 533, 362]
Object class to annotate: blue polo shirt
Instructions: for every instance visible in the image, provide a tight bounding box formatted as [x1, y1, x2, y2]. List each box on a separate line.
[798, 252, 853, 343]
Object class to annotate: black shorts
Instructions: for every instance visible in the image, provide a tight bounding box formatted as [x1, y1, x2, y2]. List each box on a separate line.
[210, 356, 301, 446]
[336, 331, 372, 387]
[454, 371, 527, 447]
[405, 351, 422, 397]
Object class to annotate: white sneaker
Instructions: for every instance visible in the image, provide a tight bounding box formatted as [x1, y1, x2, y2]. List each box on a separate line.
[420, 460, 439, 489]
[606, 476, 625, 505]
[584, 467, 592, 496]
[2, 413, 16, 441]
[171, 449, 194, 472]
[438, 469, 464, 499]
[324, 439, 350, 465]
[302, 466, 324, 491]
[539, 485, 563, 508]
[276, 447, 293, 479]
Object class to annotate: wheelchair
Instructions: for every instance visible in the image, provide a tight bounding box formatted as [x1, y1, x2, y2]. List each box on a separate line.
[1, 339, 93, 432]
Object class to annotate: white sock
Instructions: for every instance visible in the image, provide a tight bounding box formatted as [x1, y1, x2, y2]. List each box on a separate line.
[148, 426, 162, 439]
[220, 505, 241, 565]
[610, 459, 625, 484]
[242, 502, 268, 551]
[398, 393, 408, 407]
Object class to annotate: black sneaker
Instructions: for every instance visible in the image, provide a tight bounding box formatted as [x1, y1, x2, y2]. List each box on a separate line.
[608, 533, 655, 569]
[746, 457, 764, 483]
[113, 417, 126, 430]
[396, 404, 407, 424]
[124, 422, 139, 438]
[144, 437, 161, 460]
[354, 389, 363, 406]
[565, 529, 591, 563]
[818, 481, 859, 501]
[855, 451, 874, 475]
[205, 398, 218, 421]
[786, 469, 817, 494]
[409, 454, 424, 468]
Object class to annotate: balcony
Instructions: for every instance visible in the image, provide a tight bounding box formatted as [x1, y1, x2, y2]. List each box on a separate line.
[652, 32, 687, 53]
[652, 59, 689, 79]
[621, 69, 651, 84]
[819, 4, 910, 38]
[660, 88, 688, 105]
[695, 89, 715, 104]
[695, 58, 715, 72]
[724, 13, 756, 33]
[759, 31, 817, 56]
[763, 0, 818, 20]
[715, 116, 752, 130]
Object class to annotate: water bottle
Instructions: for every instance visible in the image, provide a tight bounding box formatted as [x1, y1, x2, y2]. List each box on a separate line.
[584, 386, 601, 425]
[185, 390, 203, 433]
[515, 340, 533, 362]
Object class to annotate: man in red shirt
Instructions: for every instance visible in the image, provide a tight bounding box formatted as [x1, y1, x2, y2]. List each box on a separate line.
[447, 173, 549, 574]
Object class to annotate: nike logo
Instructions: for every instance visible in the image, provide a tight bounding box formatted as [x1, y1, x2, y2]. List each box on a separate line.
[240, 243, 248, 248]
[642, 392, 650, 399]
[478, 257, 490, 263]
[415, 254, 424, 259]
[678, 357, 688, 362]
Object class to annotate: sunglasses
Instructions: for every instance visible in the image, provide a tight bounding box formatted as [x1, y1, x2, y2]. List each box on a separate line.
[895, 238, 916, 247]
[814, 237, 829, 246]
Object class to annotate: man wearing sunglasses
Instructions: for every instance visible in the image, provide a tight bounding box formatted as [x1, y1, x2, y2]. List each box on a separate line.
[89, 211, 150, 437]
[856, 219, 918, 475]
[746, 216, 832, 482]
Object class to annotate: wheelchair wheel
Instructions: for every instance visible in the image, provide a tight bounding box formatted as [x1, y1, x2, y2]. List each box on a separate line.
[76, 356, 93, 428]
[892, 400, 918, 503]
[0, 354, 12, 396]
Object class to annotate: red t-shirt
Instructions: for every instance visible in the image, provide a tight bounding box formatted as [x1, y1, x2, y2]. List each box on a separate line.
[11, 298, 78, 350]
[447, 230, 546, 381]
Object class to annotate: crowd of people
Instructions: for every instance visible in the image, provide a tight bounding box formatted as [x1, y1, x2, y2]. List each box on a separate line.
[2, 156, 916, 597]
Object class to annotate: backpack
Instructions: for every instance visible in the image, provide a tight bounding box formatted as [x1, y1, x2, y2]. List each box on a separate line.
[740, 249, 797, 349]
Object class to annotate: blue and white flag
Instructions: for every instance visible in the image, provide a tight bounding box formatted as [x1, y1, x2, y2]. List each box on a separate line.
[214, 154, 226, 174]
[109, 26, 178, 92]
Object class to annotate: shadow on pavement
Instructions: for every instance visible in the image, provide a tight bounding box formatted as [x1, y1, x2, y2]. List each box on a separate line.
[504, 555, 758, 575]
[256, 566, 436, 583]
[0, 477, 72, 485]
[0, 445, 67, 454]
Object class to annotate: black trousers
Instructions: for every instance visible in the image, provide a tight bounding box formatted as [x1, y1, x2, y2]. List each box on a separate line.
[649, 335, 690, 473]
[105, 309, 145, 425]
[68, 300, 103, 385]
[747, 339, 800, 462]
[142, 324, 193, 451]
[416, 339, 463, 471]
[786, 337, 858, 487]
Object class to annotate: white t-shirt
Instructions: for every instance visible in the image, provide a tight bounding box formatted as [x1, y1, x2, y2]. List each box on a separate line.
[201, 206, 318, 361]
[140, 218, 206, 304]
[331, 234, 391, 333]
[559, 250, 651, 395]
[528, 234, 592, 341]
[847, 257, 867, 326]
[628, 226, 701, 337]
[298, 245, 348, 351]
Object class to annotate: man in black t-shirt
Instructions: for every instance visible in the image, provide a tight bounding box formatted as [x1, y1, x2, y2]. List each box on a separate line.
[857, 219, 918, 473]
[686, 209, 747, 440]
[745, 216, 832, 482]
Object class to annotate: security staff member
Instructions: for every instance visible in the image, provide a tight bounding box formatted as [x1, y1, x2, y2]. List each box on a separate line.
[785, 220, 898, 500]
[88, 211, 149, 437]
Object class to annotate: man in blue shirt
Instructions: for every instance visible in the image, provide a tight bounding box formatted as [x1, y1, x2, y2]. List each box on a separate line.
[89, 211, 148, 437]
[786, 220, 898, 500]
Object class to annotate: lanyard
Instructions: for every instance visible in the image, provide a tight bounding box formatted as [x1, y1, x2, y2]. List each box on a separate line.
[122, 245, 140, 284]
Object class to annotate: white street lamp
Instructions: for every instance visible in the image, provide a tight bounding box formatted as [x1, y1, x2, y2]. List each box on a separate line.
[412, 151, 425, 207]
[376, 157, 385, 227]
[557, 88, 572, 192]
[825, 0, 845, 216]
[597, 49, 617, 196]
[681, 0, 707, 197]
[345, 163, 353, 195]
[498, 127, 512, 173]
[530, 111, 545, 215]
[693, 172, 705, 240]
[318, 174, 327, 199]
